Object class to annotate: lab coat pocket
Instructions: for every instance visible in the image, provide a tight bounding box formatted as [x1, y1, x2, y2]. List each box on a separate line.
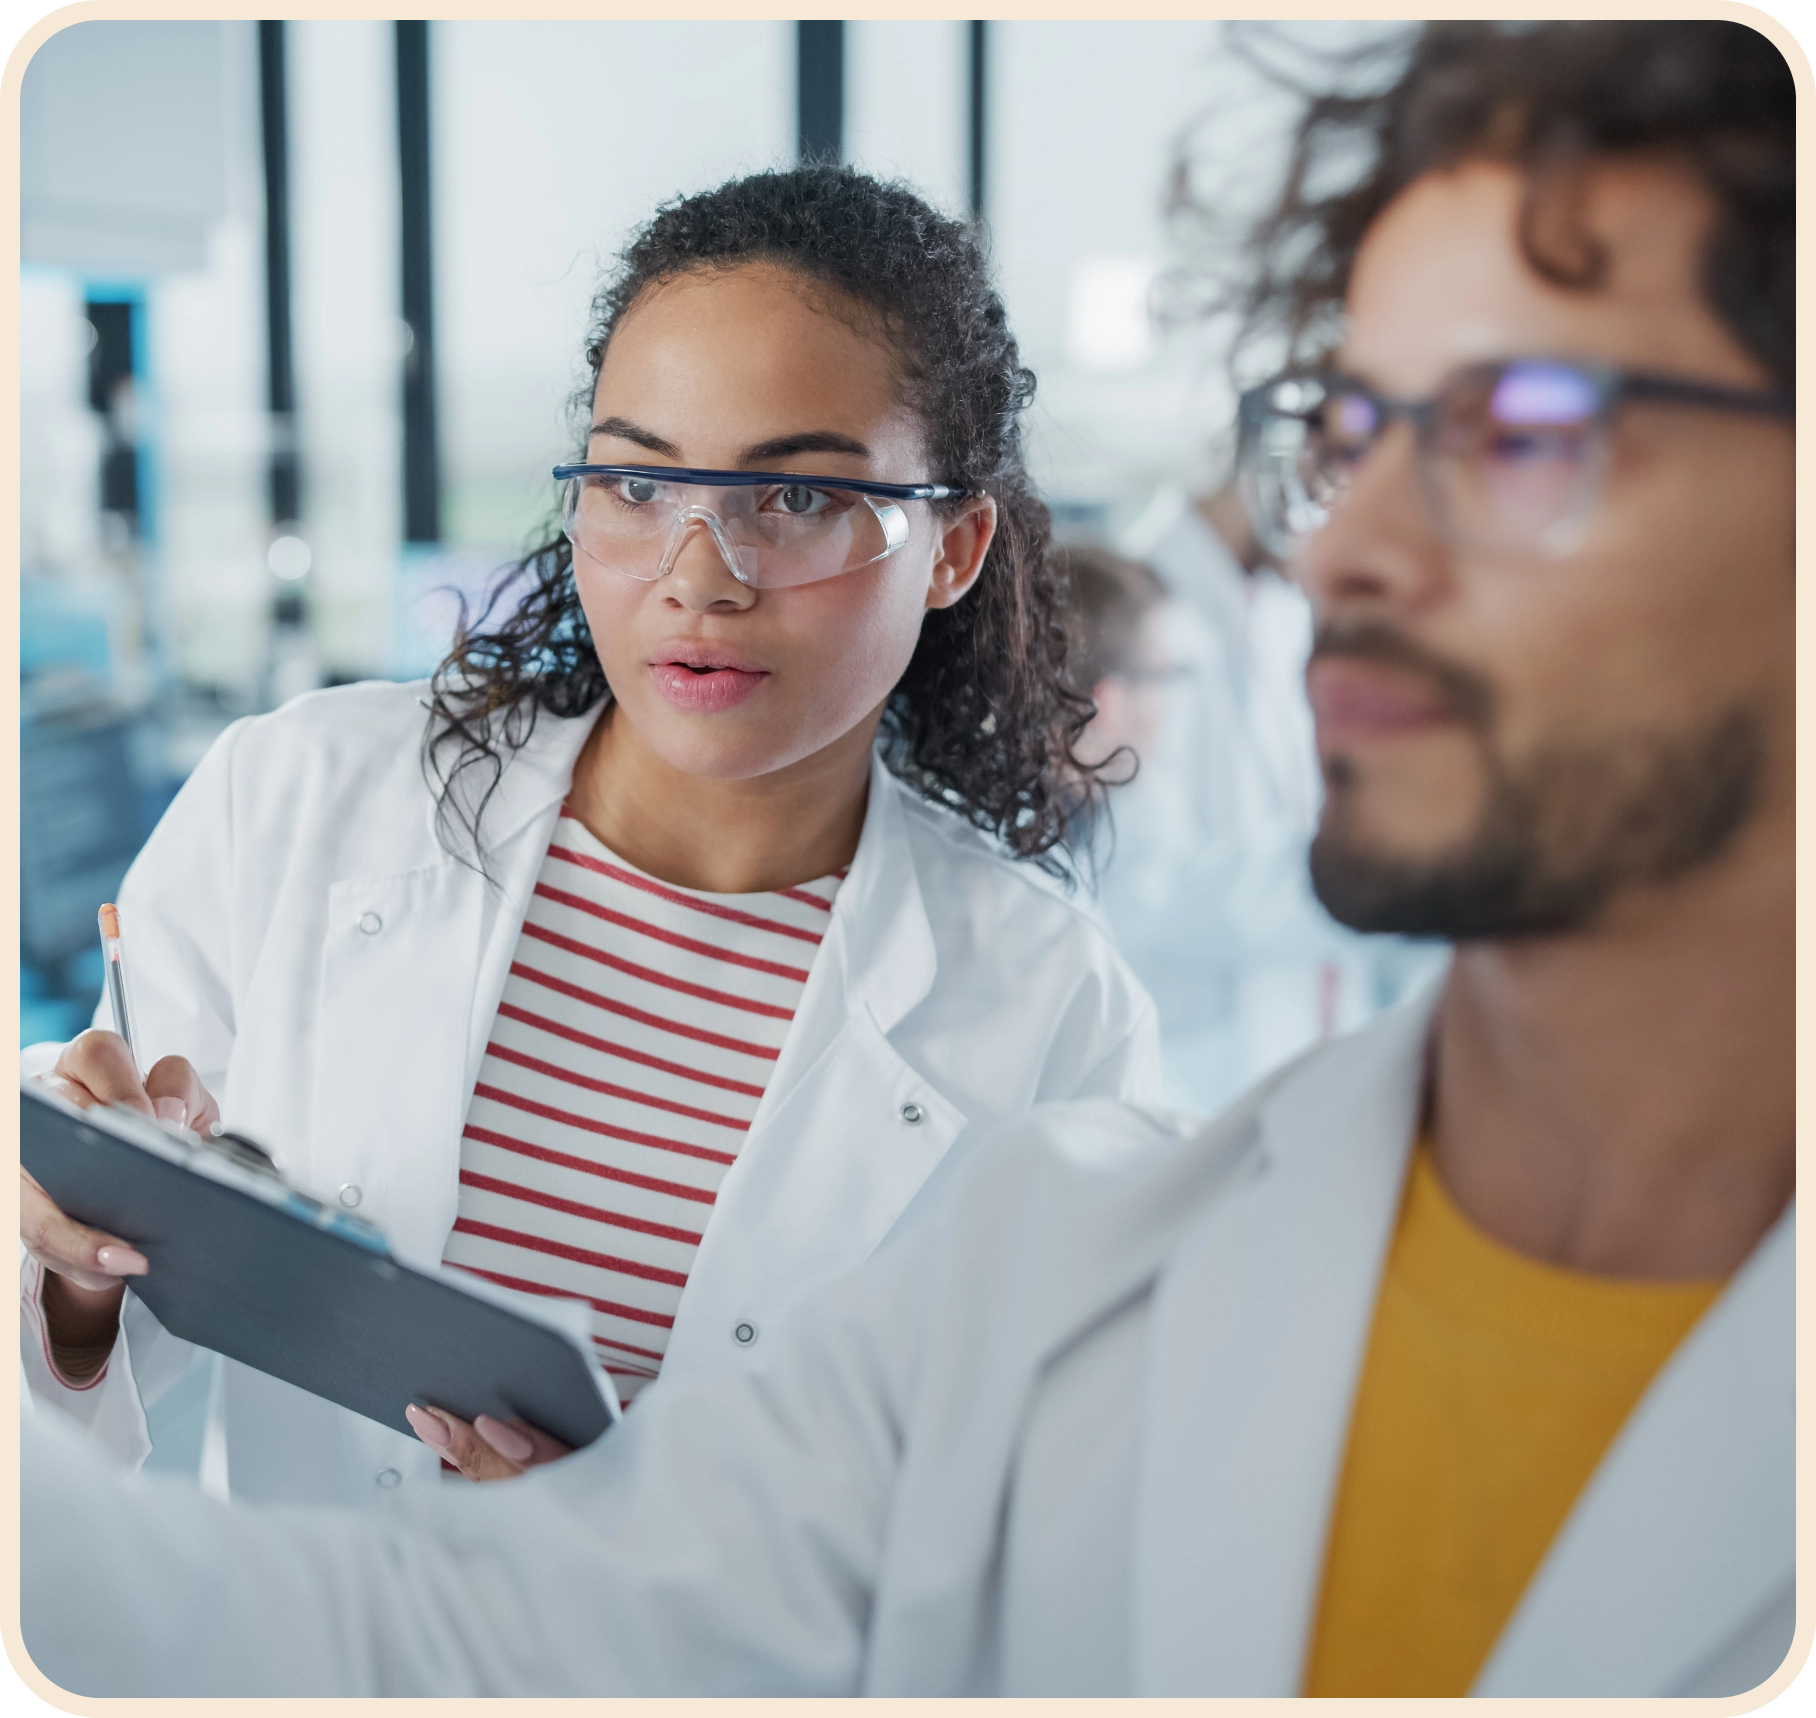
[308, 863, 485, 1266]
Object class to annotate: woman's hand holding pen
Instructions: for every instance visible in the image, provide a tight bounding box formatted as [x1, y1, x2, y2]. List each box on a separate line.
[404, 1402, 573, 1482]
[24, 1029, 221, 1379]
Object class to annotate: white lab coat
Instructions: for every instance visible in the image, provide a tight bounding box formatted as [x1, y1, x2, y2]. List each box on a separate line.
[20, 679, 1161, 1504]
[20, 984, 1791, 1697]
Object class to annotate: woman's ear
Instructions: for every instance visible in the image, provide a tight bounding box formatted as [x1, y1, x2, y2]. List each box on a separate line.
[925, 497, 998, 612]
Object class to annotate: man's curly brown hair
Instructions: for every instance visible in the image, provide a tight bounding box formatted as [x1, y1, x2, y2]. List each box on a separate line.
[1181, 20, 1793, 388]
[427, 165, 1101, 875]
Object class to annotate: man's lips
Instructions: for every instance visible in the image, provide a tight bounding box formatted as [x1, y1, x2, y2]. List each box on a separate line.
[1306, 657, 1460, 741]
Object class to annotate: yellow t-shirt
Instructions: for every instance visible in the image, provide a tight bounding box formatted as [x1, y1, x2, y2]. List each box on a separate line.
[1301, 1146, 1722, 1697]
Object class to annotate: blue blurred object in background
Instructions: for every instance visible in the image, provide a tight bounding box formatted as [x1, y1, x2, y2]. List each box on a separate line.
[20, 579, 205, 1046]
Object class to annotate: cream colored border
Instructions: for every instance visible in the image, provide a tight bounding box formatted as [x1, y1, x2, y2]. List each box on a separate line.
[0, 3, 1809, 1715]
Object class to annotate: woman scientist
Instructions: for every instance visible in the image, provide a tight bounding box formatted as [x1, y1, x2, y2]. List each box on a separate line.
[20, 166, 1160, 1503]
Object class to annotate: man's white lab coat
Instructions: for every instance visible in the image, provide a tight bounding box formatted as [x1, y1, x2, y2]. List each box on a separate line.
[20, 679, 1160, 1504]
[21, 986, 1791, 1697]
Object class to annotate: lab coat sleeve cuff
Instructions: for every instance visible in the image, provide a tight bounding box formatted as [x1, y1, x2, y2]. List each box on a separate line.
[19, 1252, 153, 1471]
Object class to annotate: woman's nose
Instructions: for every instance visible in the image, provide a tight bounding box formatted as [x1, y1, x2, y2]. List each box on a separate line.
[659, 514, 758, 612]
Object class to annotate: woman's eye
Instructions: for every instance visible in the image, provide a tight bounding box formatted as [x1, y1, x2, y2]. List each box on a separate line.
[768, 484, 835, 517]
[618, 478, 660, 504]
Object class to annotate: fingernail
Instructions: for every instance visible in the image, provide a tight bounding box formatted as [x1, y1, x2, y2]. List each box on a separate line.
[152, 1097, 189, 1129]
[474, 1415, 534, 1462]
[405, 1405, 450, 1449]
[95, 1247, 148, 1276]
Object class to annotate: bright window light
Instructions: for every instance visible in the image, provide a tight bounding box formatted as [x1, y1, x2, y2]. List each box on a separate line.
[1066, 254, 1158, 372]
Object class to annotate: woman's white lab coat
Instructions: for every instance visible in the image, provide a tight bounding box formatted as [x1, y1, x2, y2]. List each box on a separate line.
[20, 985, 1791, 1697]
[20, 679, 1161, 1504]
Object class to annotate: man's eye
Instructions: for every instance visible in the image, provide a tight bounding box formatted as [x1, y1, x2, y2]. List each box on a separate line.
[1485, 427, 1588, 464]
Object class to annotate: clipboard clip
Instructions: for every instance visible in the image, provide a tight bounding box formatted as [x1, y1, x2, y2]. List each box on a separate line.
[111, 1103, 392, 1256]
[203, 1128, 283, 1180]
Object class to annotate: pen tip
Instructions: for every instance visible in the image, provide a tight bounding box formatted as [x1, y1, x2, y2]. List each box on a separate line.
[98, 903, 120, 939]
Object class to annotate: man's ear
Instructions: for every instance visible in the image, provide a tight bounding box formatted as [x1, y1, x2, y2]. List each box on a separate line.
[925, 497, 998, 611]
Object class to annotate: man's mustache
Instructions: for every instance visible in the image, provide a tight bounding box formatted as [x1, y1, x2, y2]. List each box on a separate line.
[1307, 619, 1496, 732]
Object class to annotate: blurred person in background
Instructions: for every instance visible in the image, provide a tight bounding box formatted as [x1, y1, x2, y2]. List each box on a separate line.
[20, 165, 1159, 1504]
[1094, 471, 1436, 1113]
[22, 18, 1793, 1699]
[1052, 540, 1176, 785]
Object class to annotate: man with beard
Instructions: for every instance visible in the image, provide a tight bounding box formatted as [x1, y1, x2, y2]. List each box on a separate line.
[21, 18, 1794, 1699]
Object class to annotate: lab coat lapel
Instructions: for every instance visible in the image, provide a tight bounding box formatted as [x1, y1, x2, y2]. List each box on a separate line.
[307, 702, 599, 1266]
[1131, 988, 1439, 1695]
[1473, 1205, 1795, 1696]
[453, 703, 604, 1098]
[733, 754, 938, 1131]
[828, 754, 940, 1034]
[662, 761, 946, 1370]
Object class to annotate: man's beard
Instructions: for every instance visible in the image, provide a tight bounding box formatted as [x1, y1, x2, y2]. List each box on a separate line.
[1308, 622, 1765, 941]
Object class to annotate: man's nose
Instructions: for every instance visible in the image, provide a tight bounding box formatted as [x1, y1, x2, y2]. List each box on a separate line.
[1292, 421, 1449, 619]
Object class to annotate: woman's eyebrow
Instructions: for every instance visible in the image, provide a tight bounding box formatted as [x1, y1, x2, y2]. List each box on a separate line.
[586, 420, 871, 468]
[739, 431, 872, 465]
[589, 415, 681, 457]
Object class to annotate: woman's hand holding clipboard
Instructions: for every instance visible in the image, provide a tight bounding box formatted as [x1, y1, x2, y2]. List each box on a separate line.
[24, 1027, 220, 1382]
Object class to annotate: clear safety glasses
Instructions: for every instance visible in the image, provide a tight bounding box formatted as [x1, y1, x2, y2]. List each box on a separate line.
[1237, 358, 1794, 561]
[553, 464, 968, 590]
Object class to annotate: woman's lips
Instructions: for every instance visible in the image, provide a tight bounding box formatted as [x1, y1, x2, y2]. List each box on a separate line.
[649, 661, 769, 713]
[1306, 658, 1457, 742]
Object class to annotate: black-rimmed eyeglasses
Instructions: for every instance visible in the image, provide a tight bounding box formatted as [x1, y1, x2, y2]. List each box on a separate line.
[1237, 358, 1793, 560]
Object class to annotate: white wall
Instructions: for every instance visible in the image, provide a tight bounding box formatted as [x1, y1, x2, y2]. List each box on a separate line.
[288, 20, 405, 677]
[431, 22, 794, 554]
[21, 19, 269, 696]
[22, 20, 228, 274]
[989, 21, 1320, 509]
[23, 21, 1389, 687]
[845, 21, 968, 220]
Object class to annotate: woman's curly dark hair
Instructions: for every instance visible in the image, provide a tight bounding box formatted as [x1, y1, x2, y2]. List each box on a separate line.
[427, 165, 1101, 875]
[1172, 20, 1793, 388]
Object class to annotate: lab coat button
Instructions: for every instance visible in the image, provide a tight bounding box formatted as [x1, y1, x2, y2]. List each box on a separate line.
[338, 1183, 363, 1208]
[899, 1102, 925, 1126]
[375, 1468, 401, 1489]
[732, 1321, 757, 1346]
[358, 911, 383, 935]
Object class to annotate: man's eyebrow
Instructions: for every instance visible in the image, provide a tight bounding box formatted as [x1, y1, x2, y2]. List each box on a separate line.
[738, 430, 872, 466]
[589, 416, 682, 458]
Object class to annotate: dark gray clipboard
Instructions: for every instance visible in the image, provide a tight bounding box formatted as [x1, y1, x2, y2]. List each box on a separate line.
[20, 1083, 615, 1450]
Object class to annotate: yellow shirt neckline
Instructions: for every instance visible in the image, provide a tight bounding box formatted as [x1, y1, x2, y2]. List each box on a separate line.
[1394, 1146, 1725, 1361]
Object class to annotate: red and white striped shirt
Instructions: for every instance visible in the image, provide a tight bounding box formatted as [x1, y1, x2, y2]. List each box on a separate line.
[440, 807, 842, 1404]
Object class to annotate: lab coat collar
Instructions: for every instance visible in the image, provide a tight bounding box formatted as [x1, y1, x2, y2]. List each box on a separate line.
[431, 708, 936, 1107]
[1129, 965, 1793, 1697]
[434, 696, 605, 863]
[1130, 981, 1441, 1695]
[437, 701, 939, 1039]
[825, 753, 939, 1034]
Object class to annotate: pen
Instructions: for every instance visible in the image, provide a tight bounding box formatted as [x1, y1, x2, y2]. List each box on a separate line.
[98, 902, 139, 1076]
